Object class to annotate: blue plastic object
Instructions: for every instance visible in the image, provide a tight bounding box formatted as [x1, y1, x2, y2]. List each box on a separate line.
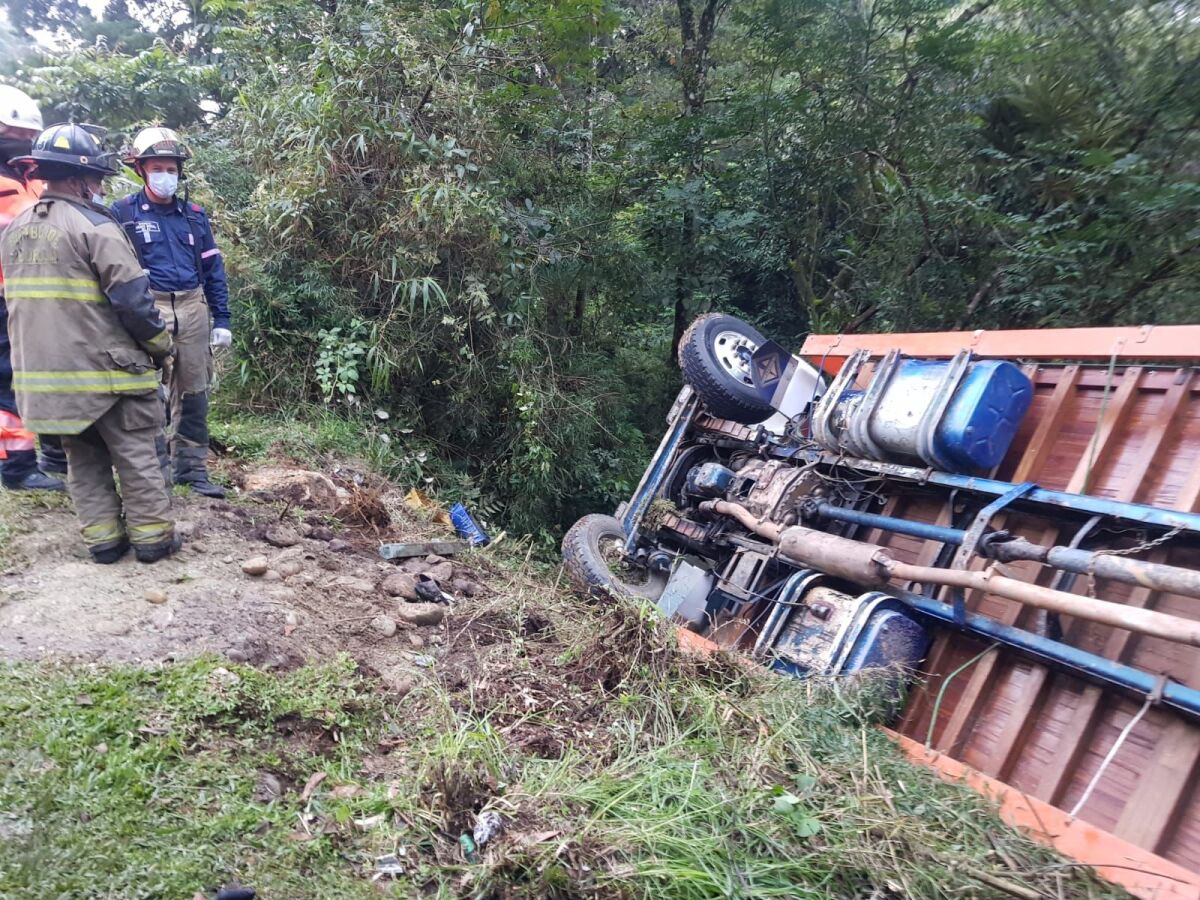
[935, 359, 1033, 471]
[449, 502, 491, 546]
[812, 352, 1033, 473]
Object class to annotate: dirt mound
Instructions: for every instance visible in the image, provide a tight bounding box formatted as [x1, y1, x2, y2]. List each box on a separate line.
[0, 465, 486, 684]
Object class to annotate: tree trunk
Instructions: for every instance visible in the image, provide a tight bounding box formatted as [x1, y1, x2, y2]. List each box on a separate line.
[671, 0, 726, 357]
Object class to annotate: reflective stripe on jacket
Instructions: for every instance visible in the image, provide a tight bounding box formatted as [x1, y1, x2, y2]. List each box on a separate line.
[0, 192, 172, 435]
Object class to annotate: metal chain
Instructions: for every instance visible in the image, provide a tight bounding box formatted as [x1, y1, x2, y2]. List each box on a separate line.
[1087, 525, 1184, 597]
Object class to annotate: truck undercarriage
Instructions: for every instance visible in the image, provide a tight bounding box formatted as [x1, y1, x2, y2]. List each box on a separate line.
[563, 315, 1200, 897]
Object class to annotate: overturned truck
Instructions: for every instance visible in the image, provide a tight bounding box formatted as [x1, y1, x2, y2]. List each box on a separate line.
[564, 315, 1200, 898]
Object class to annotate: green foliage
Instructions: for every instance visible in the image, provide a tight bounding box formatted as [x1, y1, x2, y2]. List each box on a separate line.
[4, 0, 1196, 537]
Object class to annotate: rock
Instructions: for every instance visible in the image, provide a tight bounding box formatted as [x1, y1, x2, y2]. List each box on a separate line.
[176, 520, 198, 539]
[226, 647, 252, 663]
[407, 632, 425, 649]
[424, 554, 449, 566]
[190, 542, 208, 554]
[241, 556, 270, 576]
[264, 524, 301, 548]
[400, 558, 429, 575]
[149, 607, 174, 630]
[452, 578, 480, 597]
[266, 587, 299, 604]
[328, 538, 352, 553]
[273, 547, 305, 561]
[412, 654, 436, 668]
[210, 666, 241, 688]
[426, 561, 454, 583]
[253, 771, 284, 804]
[371, 615, 398, 637]
[275, 558, 303, 578]
[284, 609, 302, 628]
[332, 575, 375, 594]
[288, 572, 316, 586]
[263, 570, 282, 582]
[382, 670, 414, 696]
[381, 572, 419, 600]
[396, 602, 445, 627]
[143, 588, 168, 605]
[317, 556, 340, 572]
[223, 554, 235, 564]
[310, 525, 335, 542]
[299, 522, 314, 537]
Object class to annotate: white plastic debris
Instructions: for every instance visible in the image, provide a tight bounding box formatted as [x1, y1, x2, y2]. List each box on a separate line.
[472, 810, 503, 847]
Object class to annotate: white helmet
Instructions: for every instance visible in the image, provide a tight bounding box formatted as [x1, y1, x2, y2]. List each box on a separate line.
[0, 86, 43, 133]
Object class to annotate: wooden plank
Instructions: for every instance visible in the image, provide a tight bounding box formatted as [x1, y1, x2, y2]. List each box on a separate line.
[895, 504, 968, 737]
[1037, 434, 1200, 810]
[1110, 440, 1200, 850]
[934, 525, 1058, 757]
[1064, 366, 1144, 494]
[1116, 717, 1200, 852]
[1012, 365, 1082, 483]
[936, 370, 1143, 759]
[888, 729, 1200, 900]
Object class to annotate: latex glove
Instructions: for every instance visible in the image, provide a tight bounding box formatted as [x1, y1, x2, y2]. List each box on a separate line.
[210, 327, 233, 349]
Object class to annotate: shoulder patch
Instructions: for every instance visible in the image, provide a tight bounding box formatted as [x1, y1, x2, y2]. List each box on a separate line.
[190, 203, 202, 212]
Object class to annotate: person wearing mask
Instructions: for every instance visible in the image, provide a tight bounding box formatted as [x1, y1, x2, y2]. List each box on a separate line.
[1, 123, 177, 563]
[111, 127, 229, 498]
[0, 86, 67, 491]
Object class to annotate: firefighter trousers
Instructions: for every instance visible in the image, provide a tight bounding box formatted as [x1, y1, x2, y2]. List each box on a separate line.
[152, 287, 213, 484]
[61, 393, 174, 554]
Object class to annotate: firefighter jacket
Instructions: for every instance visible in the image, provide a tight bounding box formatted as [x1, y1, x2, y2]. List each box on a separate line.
[0, 163, 42, 295]
[0, 191, 173, 435]
[110, 191, 230, 330]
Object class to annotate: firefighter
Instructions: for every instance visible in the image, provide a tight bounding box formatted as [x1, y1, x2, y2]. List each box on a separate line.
[111, 127, 229, 498]
[1, 123, 178, 564]
[0, 85, 67, 491]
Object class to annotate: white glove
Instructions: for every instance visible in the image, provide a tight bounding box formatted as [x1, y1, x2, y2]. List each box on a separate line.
[210, 327, 233, 349]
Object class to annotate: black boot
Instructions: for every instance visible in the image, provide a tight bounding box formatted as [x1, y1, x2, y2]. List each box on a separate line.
[91, 540, 131, 565]
[134, 533, 183, 564]
[174, 445, 225, 498]
[3, 470, 66, 492]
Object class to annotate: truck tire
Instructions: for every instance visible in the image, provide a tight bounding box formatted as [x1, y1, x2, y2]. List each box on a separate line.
[562, 514, 662, 601]
[678, 313, 774, 424]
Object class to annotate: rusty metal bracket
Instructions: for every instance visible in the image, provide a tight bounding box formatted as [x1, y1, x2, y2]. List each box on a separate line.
[948, 481, 1038, 624]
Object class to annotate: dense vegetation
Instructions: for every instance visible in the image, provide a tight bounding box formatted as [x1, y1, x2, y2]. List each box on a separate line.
[3, 0, 1197, 537]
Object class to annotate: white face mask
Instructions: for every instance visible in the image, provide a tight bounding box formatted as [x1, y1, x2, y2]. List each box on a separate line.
[147, 171, 179, 198]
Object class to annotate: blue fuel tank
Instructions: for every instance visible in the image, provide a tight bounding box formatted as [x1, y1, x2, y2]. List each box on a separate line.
[811, 350, 1034, 473]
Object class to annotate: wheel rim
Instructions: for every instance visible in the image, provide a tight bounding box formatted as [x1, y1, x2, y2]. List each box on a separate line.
[713, 330, 759, 387]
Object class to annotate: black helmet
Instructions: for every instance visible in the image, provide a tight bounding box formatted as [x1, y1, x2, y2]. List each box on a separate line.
[9, 123, 120, 179]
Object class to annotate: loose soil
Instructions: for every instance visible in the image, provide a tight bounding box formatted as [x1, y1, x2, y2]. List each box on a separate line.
[0, 463, 508, 691]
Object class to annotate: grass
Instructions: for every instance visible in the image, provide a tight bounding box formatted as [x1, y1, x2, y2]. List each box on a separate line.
[0, 573, 1128, 898]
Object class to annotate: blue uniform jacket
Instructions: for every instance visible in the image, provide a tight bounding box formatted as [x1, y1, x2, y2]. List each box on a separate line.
[110, 190, 230, 330]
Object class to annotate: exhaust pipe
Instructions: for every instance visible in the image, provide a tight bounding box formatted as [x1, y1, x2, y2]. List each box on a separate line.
[702, 500, 1200, 649]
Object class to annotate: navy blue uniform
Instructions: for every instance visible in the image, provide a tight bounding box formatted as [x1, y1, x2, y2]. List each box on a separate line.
[110, 190, 230, 330]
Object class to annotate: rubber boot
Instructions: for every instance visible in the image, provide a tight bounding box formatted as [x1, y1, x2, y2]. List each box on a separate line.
[91, 540, 131, 565]
[135, 532, 182, 564]
[174, 445, 225, 498]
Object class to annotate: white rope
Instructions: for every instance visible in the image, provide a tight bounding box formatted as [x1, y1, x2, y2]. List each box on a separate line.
[1068, 695, 1153, 818]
